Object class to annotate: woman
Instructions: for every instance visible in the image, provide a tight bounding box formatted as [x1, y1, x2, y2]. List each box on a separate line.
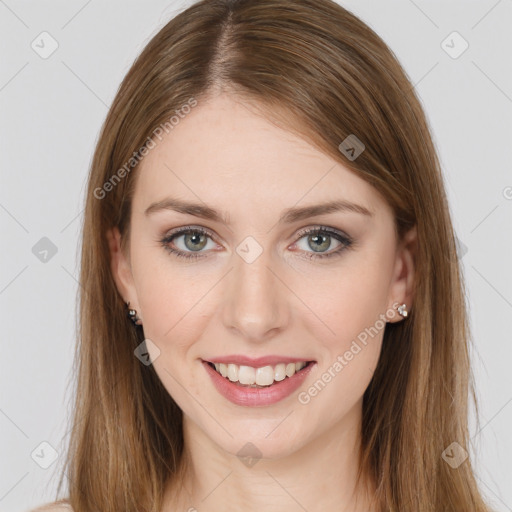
[33, 0, 494, 510]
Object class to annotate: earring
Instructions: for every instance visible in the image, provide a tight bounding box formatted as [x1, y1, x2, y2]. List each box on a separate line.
[397, 303, 408, 318]
[125, 301, 142, 326]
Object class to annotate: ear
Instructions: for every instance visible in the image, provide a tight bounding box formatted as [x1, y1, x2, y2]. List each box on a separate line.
[386, 225, 417, 323]
[106, 226, 139, 310]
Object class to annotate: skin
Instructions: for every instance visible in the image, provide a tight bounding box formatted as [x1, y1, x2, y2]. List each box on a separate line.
[108, 93, 417, 511]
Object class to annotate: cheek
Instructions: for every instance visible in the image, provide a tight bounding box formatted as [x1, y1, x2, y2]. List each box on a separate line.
[293, 249, 392, 406]
[297, 270, 387, 417]
[298, 255, 393, 347]
[130, 242, 209, 338]
[130, 251, 223, 410]
[132, 256, 212, 410]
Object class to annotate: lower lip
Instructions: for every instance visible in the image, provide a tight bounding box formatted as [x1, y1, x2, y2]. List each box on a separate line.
[202, 360, 316, 407]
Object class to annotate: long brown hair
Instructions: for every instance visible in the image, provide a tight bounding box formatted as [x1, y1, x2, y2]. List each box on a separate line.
[49, 0, 492, 510]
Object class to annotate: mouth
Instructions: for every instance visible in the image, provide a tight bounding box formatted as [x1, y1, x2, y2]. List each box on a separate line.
[205, 360, 316, 388]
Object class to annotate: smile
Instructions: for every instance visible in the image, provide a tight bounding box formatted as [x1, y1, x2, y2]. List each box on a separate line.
[207, 361, 311, 387]
[202, 358, 316, 406]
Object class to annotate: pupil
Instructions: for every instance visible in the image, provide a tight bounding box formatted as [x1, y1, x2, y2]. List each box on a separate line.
[185, 232, 207, 251]
[309, 234, 329, 252]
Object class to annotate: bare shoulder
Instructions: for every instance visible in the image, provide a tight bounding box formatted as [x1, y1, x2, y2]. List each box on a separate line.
[28, 501, 73, 512]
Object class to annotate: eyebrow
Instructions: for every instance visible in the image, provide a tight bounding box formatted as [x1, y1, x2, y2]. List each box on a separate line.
[144, 197, 374, 224]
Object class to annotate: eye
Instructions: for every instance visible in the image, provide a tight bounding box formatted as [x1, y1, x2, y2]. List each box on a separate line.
[291, 226, 353, 260]
[159, 226, 217, 260]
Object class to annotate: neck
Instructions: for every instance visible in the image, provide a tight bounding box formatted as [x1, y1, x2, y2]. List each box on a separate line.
[163, 400, 377, 512]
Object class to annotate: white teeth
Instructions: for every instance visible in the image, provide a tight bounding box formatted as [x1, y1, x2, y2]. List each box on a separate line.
[256, 366, 274, 386]
[227, 363, 238, 382]
[238, 365, 256, 385]
[274, 363, 286, 381]
[285, 362, 296, 377]
[210, 360, 310, 386]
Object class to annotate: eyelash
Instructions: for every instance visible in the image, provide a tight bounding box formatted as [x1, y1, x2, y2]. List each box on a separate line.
[159, 225, 354, 261]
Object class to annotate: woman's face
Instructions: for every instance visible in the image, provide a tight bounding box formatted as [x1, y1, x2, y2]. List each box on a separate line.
[109, 93, 415, 459]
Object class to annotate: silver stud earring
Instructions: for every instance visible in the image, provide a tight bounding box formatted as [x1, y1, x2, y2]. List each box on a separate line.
[126, 301, 142, 326]
[397, 303, 408, 318]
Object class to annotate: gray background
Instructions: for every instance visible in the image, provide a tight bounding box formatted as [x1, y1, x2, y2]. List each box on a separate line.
[1, 1, 511, 510]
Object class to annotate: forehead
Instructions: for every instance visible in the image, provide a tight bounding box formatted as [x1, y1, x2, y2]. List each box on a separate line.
[131, 94, 388, 219]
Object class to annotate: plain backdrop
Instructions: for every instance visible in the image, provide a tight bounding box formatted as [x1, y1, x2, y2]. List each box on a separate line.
[1, 1, 511, 510]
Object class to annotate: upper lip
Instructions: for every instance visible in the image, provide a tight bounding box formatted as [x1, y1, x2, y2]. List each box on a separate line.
[203, 355, 315, 367]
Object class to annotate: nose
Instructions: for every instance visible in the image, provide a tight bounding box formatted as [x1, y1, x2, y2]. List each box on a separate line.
[221, 245, 290, 343]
